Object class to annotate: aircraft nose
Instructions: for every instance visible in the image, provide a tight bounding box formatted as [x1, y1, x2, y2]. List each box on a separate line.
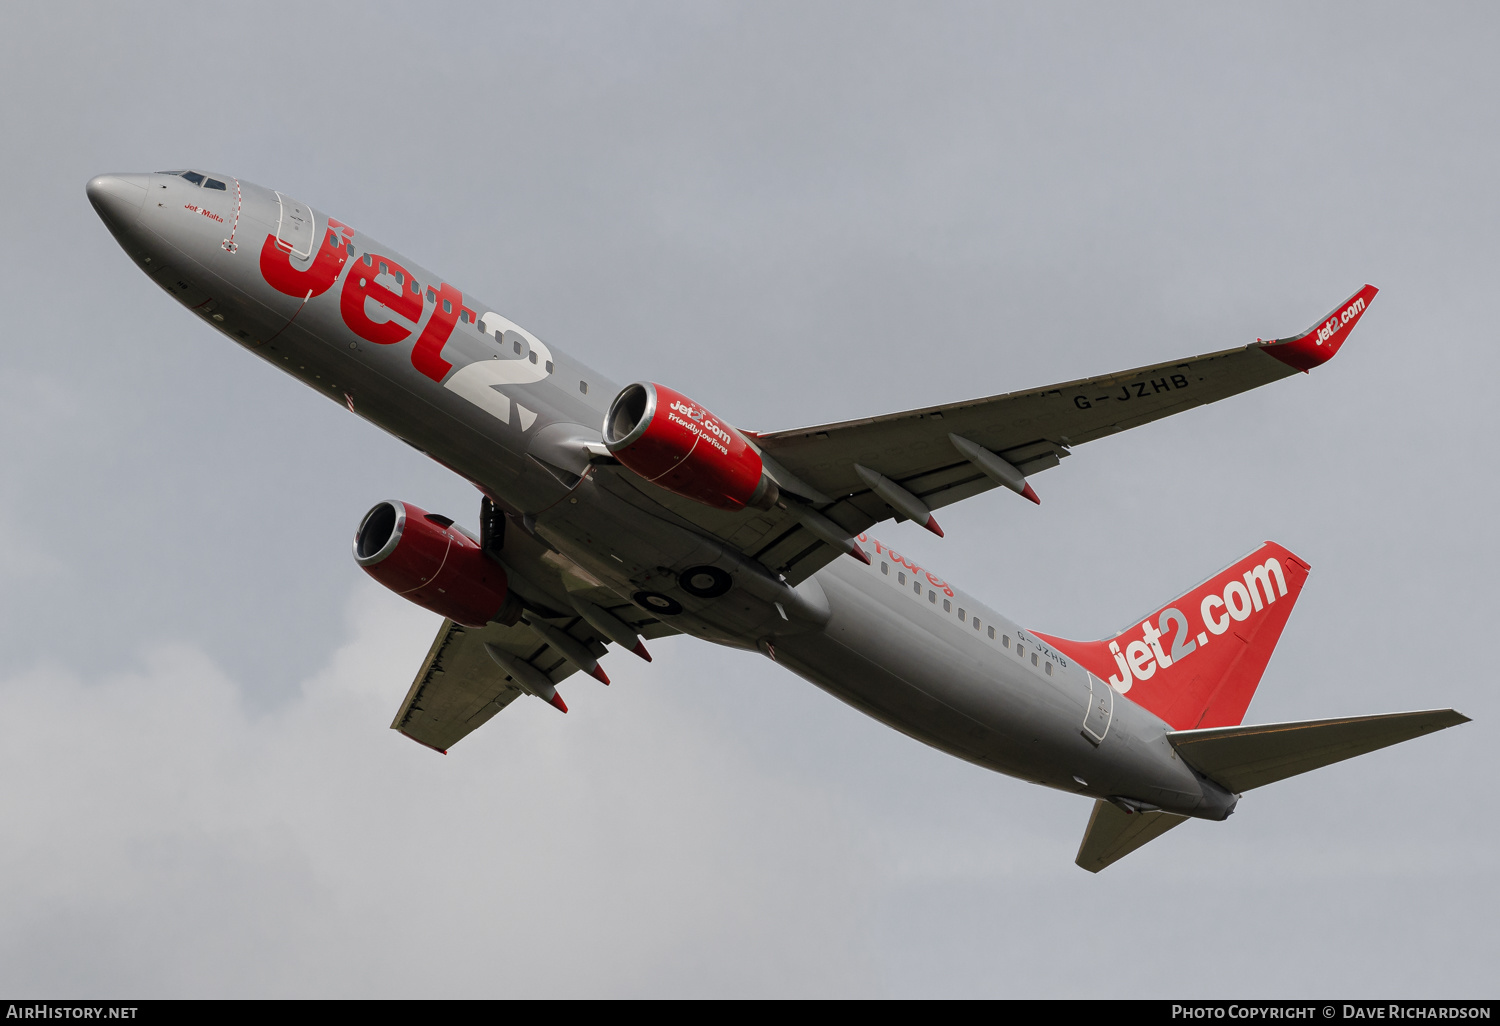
[86, 173, 150, 230]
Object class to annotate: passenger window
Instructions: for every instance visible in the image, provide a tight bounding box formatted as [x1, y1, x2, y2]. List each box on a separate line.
[442, 299, 452, 313]
[204, 178, 226, 190]
[957, 607, 965, 620]
[943, 599, 951, 612]
[987, 625, 995, 639]
[1016, 645, 1024, 658]
[327, 230, 339, 246]
[928, 591, 936, 603]
[579, 381, 588, 394]
[379, 262, 389, 274]
[913, 580, 921, 594]
[181, 171, 204, 185]
[973, 617, 980, 630]
[514, 340, 522, 354]
[426, 288, 436, 302]
[545, 361, 554, 373]
[363, 253, 373, 266]
[1045, 662, 1053, 675]
[1032, 653, 1039, 666]
[411, 280, 420, 294]
[881, 562, 889, 575]
[529, 352, 537, 364]
[898, 572, 906, 585]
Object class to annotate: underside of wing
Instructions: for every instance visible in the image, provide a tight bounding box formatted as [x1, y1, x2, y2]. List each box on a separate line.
[392, 604, 655, 753]
[593, 287, 1376, 586]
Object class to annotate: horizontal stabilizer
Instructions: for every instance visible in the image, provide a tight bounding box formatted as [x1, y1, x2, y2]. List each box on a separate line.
[1168, 709, 1470, 793]
[1075, 799, 1189, 874]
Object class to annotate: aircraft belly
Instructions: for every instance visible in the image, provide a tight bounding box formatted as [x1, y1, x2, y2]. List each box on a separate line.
[780, 569, 1079, 783]
[786, 564, 1215, 809]
[532, 477, 818, 645]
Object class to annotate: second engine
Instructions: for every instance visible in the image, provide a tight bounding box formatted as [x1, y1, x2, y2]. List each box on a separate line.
[353, 500, 515, 628]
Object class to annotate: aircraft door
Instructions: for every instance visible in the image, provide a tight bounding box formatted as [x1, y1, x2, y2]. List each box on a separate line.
[273, 191, 316, 260]
[1081, 672, 1114, 745]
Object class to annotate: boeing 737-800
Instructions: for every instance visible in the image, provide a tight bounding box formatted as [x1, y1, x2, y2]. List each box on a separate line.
[86, 169, 1468, 871]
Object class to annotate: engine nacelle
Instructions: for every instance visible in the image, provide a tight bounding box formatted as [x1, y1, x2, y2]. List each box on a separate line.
[603, 382, 778, 511]
[353, 500, 513, 628]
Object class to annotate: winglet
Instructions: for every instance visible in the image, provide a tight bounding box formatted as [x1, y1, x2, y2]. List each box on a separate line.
[1260, 284, 1378, 373]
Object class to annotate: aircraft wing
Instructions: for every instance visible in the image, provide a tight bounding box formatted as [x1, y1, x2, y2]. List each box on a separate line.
[391, 596, 671, 753]
[598, 286, 1375, 585]
[745, 286, 1377, 583]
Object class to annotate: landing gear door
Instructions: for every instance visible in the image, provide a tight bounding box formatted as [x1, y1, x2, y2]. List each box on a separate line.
[1081, 672, 1114, 746]
[274, 192, 315, 260]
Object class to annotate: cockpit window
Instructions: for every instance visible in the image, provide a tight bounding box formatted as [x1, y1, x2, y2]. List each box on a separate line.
[181, 171, 205, 186]
[204, 178, 227, 190]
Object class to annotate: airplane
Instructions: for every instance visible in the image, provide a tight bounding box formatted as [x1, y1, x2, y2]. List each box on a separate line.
[86, 169, 1468, 872]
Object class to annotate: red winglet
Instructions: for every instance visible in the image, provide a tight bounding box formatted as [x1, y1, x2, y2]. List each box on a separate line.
[923, 515, 945, 538]
[632, 640, 653, 662]
[549, 690, 569, 713]
[590, 664, 611, 685]
[1261, 285, 1378, 373]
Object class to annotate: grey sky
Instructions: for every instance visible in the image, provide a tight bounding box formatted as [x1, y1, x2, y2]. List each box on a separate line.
[0, 1, 1494, 996]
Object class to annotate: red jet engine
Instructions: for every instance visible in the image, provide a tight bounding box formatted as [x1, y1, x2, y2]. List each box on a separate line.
[353, 500, 513, 628]
[603, 382, 778, 511]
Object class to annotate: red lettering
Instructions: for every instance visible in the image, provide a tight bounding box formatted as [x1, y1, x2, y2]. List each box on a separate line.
[340, 255, 422, 345]
[411, 282, 463, 381]
[259, 219, 352, 299]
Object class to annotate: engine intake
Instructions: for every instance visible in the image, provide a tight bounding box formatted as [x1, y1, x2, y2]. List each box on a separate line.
[353, 500, 514, 628]
[603, 382, 777, 511]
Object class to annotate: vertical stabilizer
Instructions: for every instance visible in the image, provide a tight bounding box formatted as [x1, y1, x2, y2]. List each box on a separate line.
[1034, 542, 1310, 730]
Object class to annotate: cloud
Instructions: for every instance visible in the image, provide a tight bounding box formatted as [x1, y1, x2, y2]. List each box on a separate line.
[0, 582, 880, 997]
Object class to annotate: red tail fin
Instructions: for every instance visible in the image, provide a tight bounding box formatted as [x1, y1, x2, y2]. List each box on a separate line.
[1033, 542, 1311, 730]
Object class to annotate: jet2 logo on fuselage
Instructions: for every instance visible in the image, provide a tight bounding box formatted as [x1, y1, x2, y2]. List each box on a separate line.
[259, 219, 550, 432]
